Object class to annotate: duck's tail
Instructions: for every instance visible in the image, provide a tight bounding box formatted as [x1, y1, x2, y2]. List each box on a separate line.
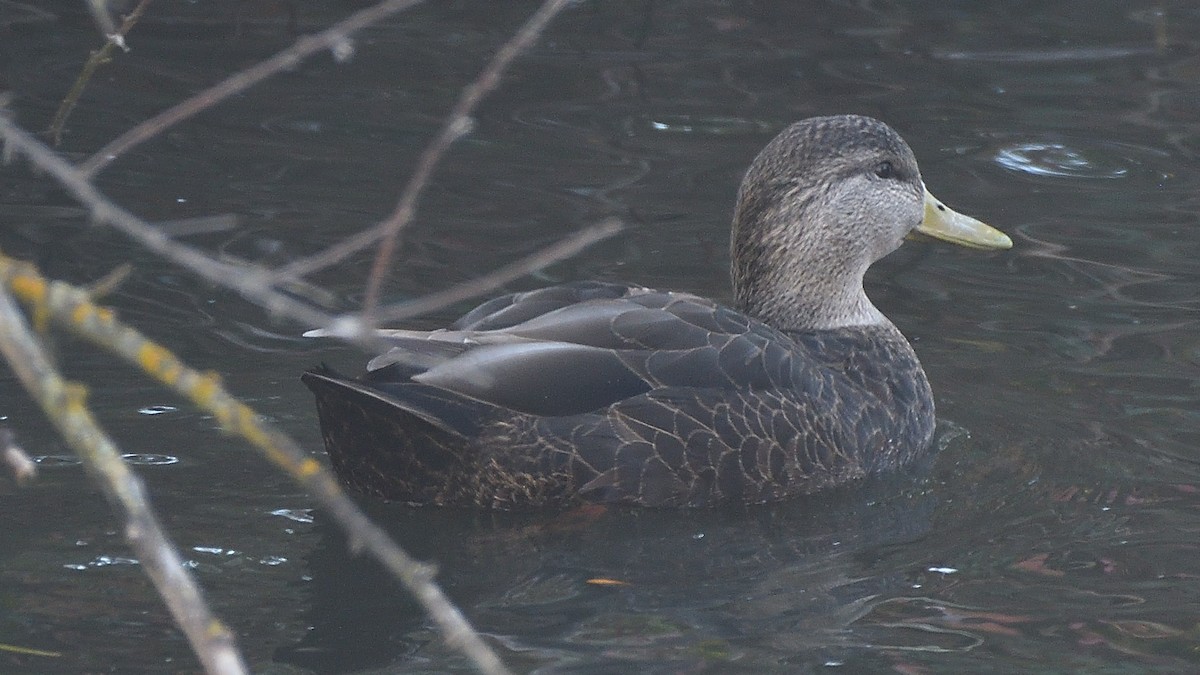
[301, 365, 502, 505]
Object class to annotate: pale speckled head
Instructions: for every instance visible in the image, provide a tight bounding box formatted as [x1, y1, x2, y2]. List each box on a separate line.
[730, 115, 1007, 331]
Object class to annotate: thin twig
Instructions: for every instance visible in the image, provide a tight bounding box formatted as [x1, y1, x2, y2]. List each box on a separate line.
[2, 1, 587, 672]
[0, 115, 356, 344]
[154, 213, 240, 238]
[78, 0, 427, 178]
[0, 253, 513, 675]
[47, 0, 156, 146]
[85, 0, 119, 36]
[3, 114, 611, 355]
[357, 0, 573, 323]
[0, 287, 248, 675]
[273, 0, 573, 309]
[374, 218, 623, 324]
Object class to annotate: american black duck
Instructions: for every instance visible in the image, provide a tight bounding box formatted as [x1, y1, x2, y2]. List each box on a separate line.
[302, 114, 1012, 509]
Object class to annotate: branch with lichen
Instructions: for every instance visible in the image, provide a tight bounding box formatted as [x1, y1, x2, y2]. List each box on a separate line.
[0, 280, 248, 675]
[0, 251, 512, 675]
[0, 0, 592, 671]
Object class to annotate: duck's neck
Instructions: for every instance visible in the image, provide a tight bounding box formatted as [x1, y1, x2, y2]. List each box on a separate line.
[734, 261, 888, 332]
[730, 204, 890, 331]
[730, 175, 897, 332]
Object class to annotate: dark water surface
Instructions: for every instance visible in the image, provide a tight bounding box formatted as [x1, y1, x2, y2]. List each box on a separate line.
[3, 1, 1200, 672]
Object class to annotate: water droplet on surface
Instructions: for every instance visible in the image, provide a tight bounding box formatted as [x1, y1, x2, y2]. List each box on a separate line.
[121, 453, 179, 466]
[192, 546, 227, 556]
[34, 455, 81, 466]
[138, 405, 176, 415]
[330, 38, 355, 63]
[271, 508, 315, 524]
[64, 555, 140, 570]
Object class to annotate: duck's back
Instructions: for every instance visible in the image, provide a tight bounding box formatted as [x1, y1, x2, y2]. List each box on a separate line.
[303, 281, 935, 508]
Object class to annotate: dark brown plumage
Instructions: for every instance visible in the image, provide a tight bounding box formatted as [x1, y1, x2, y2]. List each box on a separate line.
[303, 115, 1011, 509]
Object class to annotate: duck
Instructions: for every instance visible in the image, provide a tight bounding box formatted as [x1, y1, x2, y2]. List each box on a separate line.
[302, 114, 1012, 509]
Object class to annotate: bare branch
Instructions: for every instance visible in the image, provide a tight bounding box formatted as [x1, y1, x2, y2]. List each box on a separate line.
[48, 0, 156, 145]
[154, 213, 240, 238]
[273, 0, 573, 312]
[78, 0, 427, 178]
[0, 115, 356, 342]
[374, 218, 623, 324]
[357, 0, 573, 323]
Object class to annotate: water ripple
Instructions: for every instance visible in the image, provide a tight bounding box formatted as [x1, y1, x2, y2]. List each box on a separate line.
[933, 46, 1158, 63]
[994, 142, 1129, 179]
[635, 114, 771, 136]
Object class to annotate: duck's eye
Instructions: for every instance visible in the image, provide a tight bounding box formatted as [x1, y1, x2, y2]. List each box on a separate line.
[874, 160, 896, 179]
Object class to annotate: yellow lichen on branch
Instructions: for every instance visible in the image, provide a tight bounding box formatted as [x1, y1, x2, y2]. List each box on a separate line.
[1, 0, 580, 668]
[0, 266, 248, 675]
[0, 249, 512, 675]
[0, 642, 63, 658]
[0, 251, 313, 482]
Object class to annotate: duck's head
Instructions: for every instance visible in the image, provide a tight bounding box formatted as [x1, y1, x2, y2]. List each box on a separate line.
[731, 114, 1011, 331]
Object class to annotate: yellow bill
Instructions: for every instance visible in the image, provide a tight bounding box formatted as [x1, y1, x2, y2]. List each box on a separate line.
[915, 187, 1012, 250]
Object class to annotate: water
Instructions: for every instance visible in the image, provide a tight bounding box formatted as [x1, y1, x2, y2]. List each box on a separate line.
[2, 0, 1200, 672]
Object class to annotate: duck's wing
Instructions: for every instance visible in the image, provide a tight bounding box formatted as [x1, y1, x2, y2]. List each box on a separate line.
[362, 281, 651, 374]
[361, 281, 803, 418]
